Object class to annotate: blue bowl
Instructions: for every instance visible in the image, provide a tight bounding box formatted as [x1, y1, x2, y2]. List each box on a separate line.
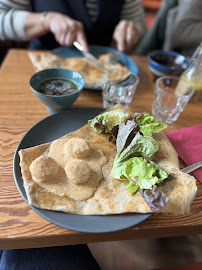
[148, 50, 190, 80]
[30, 68, 85, 114]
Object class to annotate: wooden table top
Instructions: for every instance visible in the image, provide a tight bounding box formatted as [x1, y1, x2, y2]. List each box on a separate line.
[0, 49, 202, 250]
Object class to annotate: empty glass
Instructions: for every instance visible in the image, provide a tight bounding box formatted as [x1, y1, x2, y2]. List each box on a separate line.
[102, 71, 139, 109]
[152, 76, 194, 124]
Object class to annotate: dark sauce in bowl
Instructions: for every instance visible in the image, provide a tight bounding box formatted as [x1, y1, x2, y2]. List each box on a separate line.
[151, 53, 188, 70]
[37, 78, 78, 96]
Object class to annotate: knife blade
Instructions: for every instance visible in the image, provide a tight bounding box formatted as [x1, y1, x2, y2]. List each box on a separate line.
[181, 160, 202, 174]
[73, 41, 108, 72]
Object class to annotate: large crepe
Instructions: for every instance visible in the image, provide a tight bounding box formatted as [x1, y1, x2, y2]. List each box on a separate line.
[19, 105, 197, 215]
[28, 52, 130, 88]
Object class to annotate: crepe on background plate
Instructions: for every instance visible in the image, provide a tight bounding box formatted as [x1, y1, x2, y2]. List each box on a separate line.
[28, 52, 130, 88]
[18, 105, 197, 215]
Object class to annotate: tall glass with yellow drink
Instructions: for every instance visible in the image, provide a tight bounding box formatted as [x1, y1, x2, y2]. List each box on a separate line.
[175, 44, 202, 102]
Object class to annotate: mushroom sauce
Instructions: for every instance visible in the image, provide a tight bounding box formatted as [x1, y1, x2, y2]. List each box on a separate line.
[37, 78, 78, 95]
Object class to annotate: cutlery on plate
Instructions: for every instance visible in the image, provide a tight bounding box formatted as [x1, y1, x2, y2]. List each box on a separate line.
[108, 51, 121, 65]
[115, 73, 135, 86]
[181, 160, 202, 174]
[73, 41, 108, 72]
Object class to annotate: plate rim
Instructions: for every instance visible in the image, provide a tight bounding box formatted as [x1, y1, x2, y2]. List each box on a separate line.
[13, 108, 152, 234]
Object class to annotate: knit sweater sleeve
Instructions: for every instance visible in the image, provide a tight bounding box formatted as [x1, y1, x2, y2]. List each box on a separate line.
[120, 0, 146, 38]
[170, 0, 202, 51]
[0, 0, 30, 40]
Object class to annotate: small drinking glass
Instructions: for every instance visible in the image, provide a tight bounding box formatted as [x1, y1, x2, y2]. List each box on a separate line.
[102, 70, 139, 109]
[152, 76, 194, 124]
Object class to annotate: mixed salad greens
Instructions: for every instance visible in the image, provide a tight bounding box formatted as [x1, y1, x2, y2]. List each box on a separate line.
[88, 109, 172, 212]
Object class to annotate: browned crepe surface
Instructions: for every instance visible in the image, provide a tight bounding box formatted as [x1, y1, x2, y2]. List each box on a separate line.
[28, 52, 130, 88]
[19, 105, 197, 215]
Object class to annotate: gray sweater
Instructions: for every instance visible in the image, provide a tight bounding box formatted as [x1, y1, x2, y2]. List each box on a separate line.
[163, 0, 202, 56]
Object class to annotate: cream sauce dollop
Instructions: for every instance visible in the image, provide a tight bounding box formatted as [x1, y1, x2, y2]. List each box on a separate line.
[29, 137, 107, 201]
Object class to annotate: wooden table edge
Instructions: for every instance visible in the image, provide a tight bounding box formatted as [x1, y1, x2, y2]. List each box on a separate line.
[1, 224, 202, 250]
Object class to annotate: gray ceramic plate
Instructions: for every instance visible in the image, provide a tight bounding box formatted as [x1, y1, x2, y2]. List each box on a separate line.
[13, 108, 152, 233]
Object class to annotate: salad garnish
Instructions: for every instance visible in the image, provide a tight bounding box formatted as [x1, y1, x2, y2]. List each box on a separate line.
[88, 109, 172, 212]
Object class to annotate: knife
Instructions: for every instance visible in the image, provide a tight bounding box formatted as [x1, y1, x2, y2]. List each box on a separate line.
[73, 41, 108, 72]
[181, 160, 202, 174]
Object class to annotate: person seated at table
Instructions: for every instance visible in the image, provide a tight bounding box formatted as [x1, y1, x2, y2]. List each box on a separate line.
[135, 0, 202, 57]
[0, 0, 146, 53]
[163, 0, 202, 56]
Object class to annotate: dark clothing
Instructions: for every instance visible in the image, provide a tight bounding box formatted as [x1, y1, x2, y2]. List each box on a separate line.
[29, 0, 124, 49]
[0, 245, 100, 270]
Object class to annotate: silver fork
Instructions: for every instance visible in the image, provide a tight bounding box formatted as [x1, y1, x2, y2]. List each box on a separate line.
[108, 51, 121, 65]
[181, 160, 202, 174]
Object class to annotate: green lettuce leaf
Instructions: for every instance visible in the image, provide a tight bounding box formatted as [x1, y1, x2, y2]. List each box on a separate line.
[88, 109, 130, 133]
[126, 179, 139, 195]
[111, 132, 159, 180]
[117, 132, 159, 163]
[147, 136, 159, 154]
[122, 157, 169, 195]
[134, 113, 167, 136]
[111, 160, 127, 181]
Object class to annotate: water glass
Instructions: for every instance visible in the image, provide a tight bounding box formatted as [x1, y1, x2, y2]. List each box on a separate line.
[152, 76, 194, 124]
[102, 71, 139, 109]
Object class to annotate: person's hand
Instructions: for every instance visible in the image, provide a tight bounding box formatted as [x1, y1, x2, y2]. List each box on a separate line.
[111, 20, 140, 53]
[45, 12, 89, 52]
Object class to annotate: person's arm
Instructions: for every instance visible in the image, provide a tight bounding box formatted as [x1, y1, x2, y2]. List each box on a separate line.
[112, 0, 146, 52]
[120, 0, 146, 40]
[0, 0, 30, 40]
[0, 0, 89, 51]
[24, 12, 89, 51]
[169, 0, 202, 52]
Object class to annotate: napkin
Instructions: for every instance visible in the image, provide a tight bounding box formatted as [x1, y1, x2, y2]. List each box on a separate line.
[166, 124, 202, 183]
